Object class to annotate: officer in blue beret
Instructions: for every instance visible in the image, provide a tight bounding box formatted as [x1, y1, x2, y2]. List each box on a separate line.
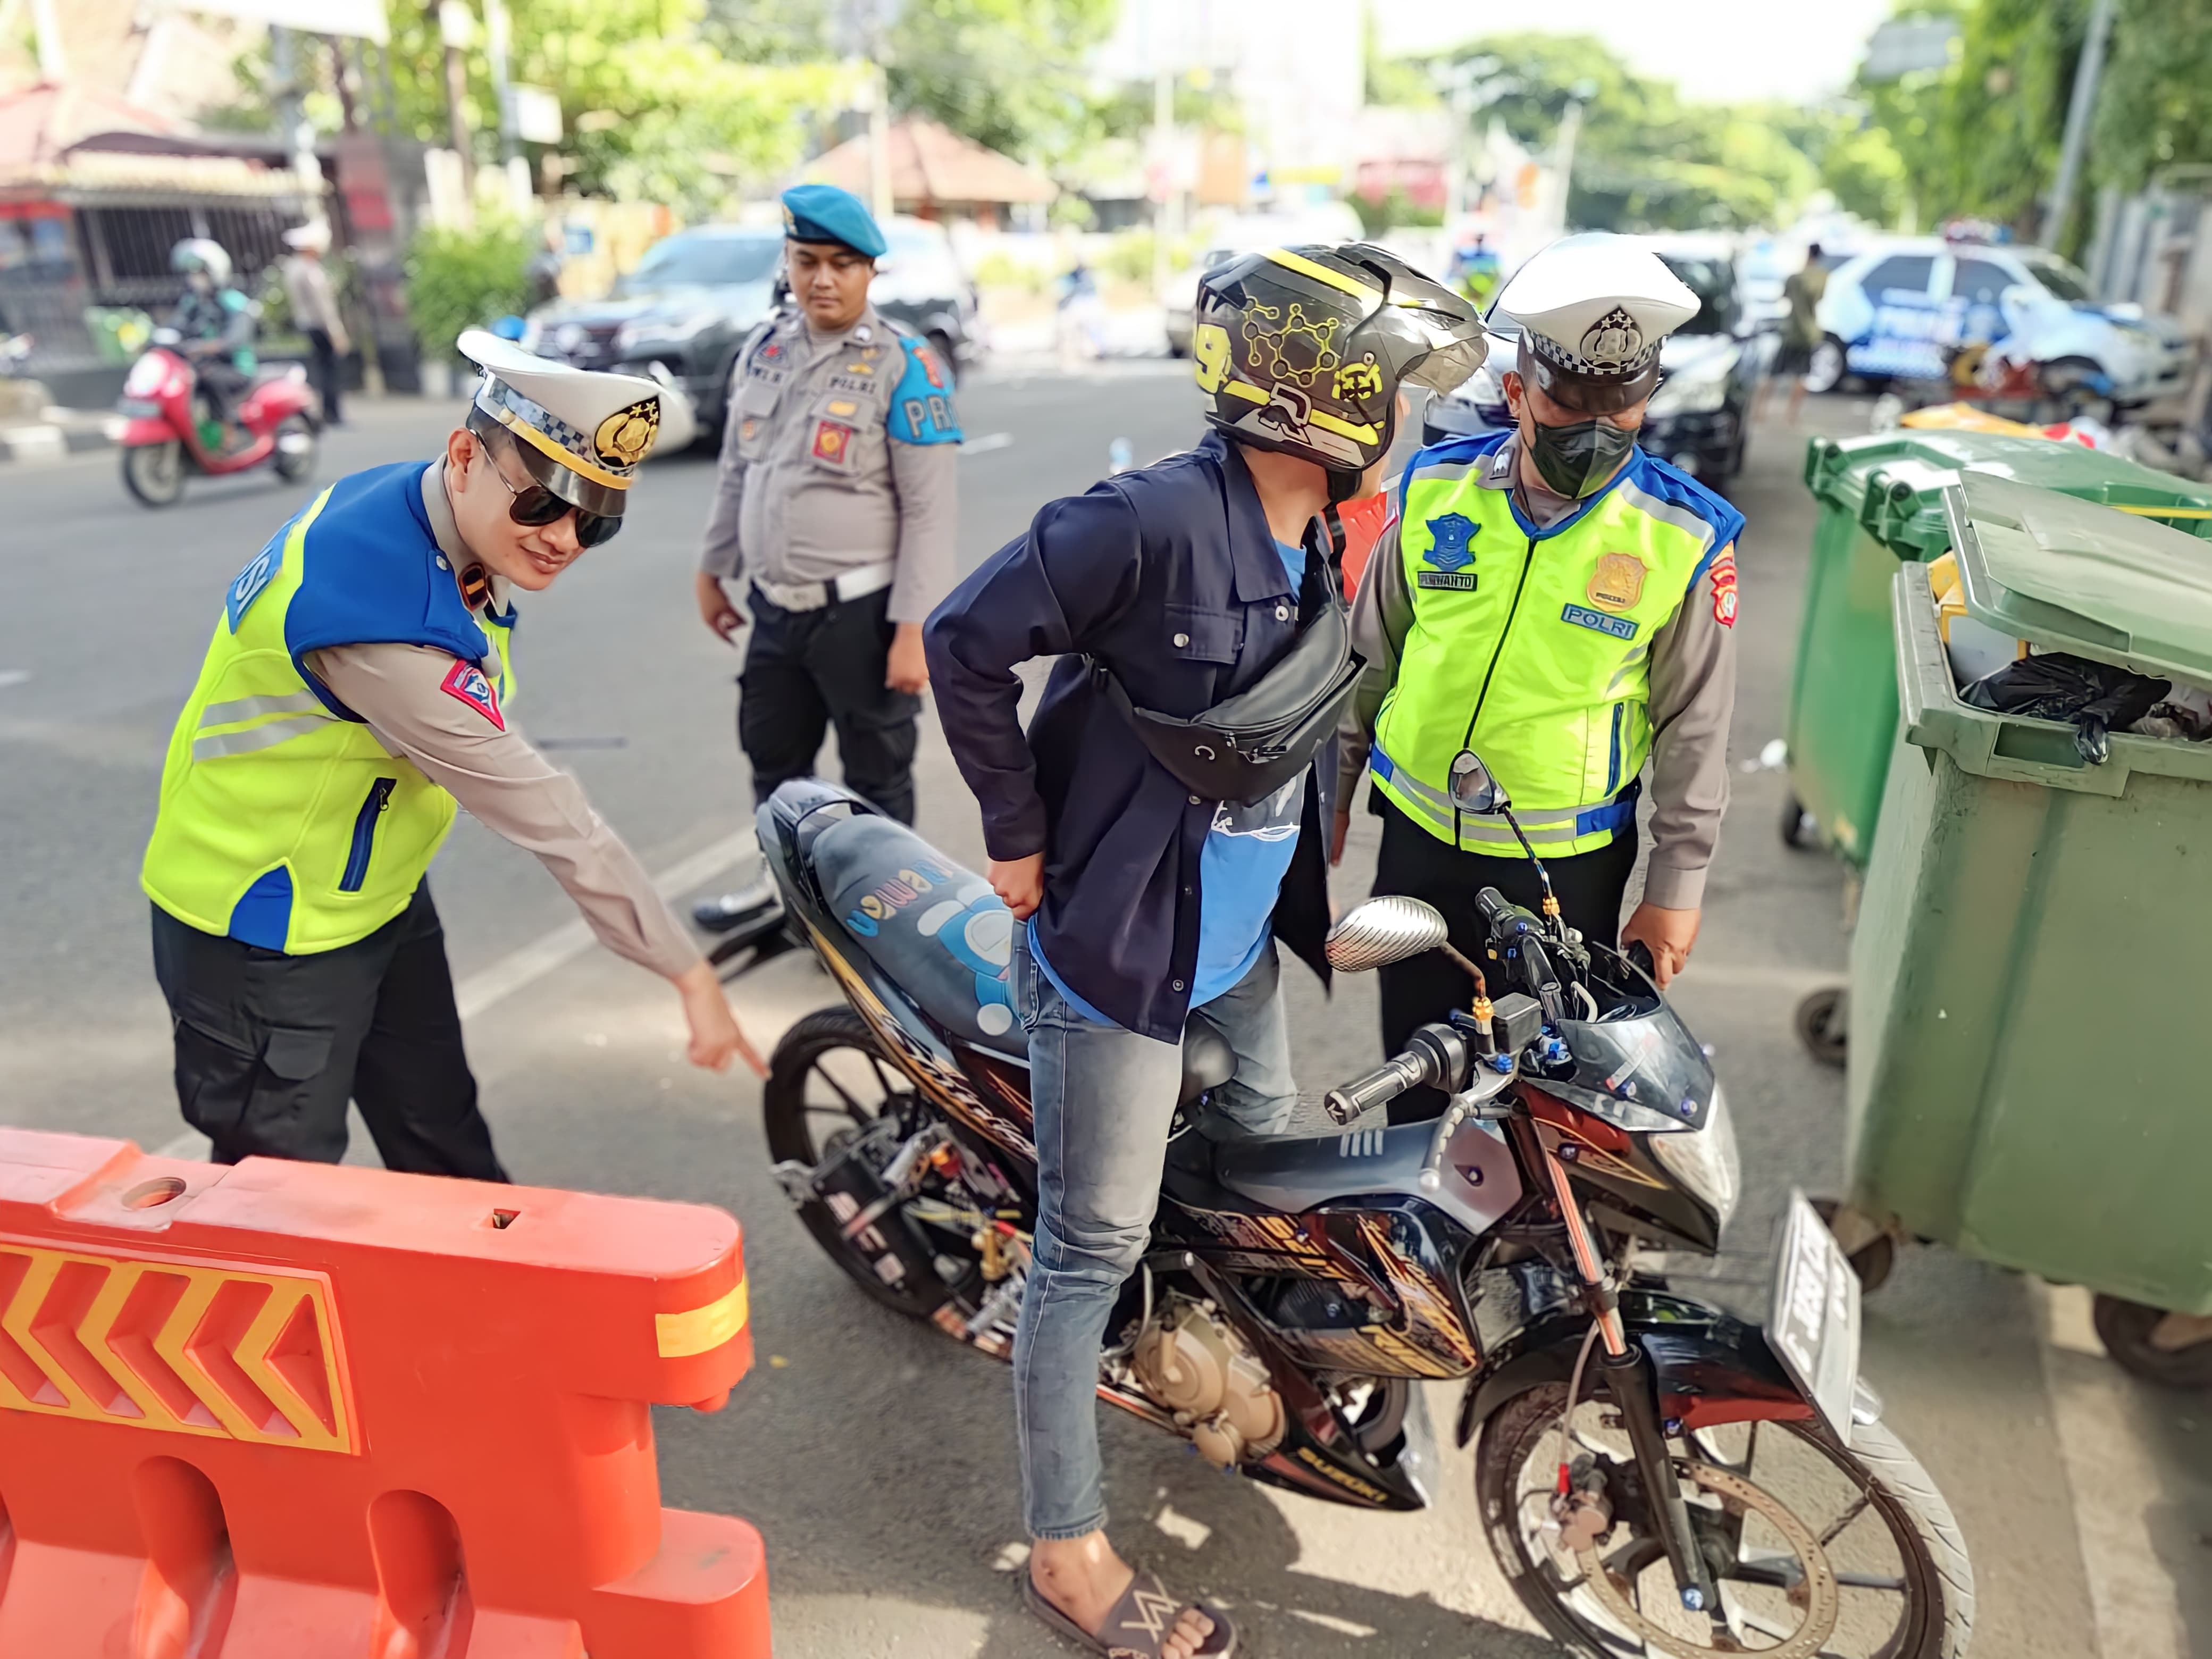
[692, 184, 962, 928]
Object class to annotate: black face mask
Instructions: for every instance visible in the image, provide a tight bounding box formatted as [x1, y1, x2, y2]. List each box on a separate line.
[1527, 416, 1637, 499]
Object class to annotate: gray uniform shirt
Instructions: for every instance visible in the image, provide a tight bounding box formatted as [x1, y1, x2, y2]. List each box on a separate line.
[697, 303, 961, 624]
[1340, 433, 1737, 909]
[305, 463, 702, 981]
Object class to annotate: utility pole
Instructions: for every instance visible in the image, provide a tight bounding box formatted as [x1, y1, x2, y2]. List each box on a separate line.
[866, 0, 893, 221]
[1152, 56, 1174, 299]
[436, 0, 477, 198]
[483, 0, 517, 164]
[29, 0, 66, 80]
[2045, 0, 2117, 252]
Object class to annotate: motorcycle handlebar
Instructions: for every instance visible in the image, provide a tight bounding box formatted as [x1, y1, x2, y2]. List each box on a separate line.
[1322, 1023, 1469, 1126]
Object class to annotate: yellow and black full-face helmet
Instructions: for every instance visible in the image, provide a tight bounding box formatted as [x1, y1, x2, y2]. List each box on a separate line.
[1192, 244, 1485, 487]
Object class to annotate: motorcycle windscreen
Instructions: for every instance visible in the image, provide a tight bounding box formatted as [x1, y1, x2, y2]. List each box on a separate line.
[1537, 995, 1718, 1135]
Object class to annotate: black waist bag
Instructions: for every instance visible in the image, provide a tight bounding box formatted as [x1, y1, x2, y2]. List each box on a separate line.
[1092, 598, 1364, 806]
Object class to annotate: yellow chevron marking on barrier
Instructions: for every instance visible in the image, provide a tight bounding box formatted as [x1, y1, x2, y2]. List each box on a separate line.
[0, 1240, 354, 1453]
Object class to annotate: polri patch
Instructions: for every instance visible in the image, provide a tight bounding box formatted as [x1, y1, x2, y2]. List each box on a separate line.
[1561, 603, 1639, 641]
[440, 659, 506, 730]
[226, 529, 286, 632]
[1418, 571, 1477, 591]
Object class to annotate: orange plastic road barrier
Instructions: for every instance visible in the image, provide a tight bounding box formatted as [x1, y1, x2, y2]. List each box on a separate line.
[0, 1128, 769, 1658]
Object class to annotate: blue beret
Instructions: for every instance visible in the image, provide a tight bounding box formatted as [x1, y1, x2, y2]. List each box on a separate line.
[781, 185, 886, 259]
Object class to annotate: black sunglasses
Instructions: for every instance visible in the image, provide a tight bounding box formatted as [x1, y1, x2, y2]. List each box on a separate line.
[481, 445, 622, 548]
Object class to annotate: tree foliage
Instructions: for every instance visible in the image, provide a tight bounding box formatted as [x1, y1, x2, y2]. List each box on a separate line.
[886, 0, 1120, 164]
[1417, 34, 1821, 232]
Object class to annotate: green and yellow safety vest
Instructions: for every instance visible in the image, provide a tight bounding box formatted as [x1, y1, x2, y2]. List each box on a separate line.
[141, 462, 514, 954]
[1370, 434, 1740, 857]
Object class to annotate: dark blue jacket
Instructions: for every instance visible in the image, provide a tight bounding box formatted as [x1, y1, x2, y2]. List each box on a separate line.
[925, 432, 1334, 1042]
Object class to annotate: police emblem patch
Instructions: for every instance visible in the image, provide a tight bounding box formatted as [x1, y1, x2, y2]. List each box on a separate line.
[1579, 307, 1645, 369]
[1588, 551, 1647, 613]
[1423, 512, 1478, 572]
[811, 419, 855, 463]
[593, 399, 659, 468]
[439, 659, 505, 730]
[1708, 552, 1738, 627]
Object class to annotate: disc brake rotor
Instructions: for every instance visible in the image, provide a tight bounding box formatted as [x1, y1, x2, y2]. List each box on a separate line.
[1568, 1461, 1841, 1658]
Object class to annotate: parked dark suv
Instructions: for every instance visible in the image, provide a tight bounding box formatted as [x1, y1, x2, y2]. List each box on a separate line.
[524, 218, 982, 442]
[523, 225, 782, 439]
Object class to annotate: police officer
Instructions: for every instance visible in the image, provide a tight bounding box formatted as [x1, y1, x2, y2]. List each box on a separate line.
[1338, 234, 1743, 1106]
[692, 185, 961, 928]
[143, 330, 764, 1175]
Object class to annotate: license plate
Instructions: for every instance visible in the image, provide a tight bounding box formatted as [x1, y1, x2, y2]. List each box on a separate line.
[117, 398, 162, 418]
[1766, 1189, 1862, 1443]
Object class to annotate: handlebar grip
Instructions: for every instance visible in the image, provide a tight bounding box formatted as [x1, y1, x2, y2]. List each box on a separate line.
[1323, 1052, 1428, 1126]
[1626, 939, 1657, 979]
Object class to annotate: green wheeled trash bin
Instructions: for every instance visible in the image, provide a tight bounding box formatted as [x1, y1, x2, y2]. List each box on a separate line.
[1784, 433, 2212, 1068]
[1789, 430, 2212, 867]
[1847, 472, 2212, 1387]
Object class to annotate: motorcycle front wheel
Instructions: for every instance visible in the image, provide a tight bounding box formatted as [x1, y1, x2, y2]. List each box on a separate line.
[1478, 1383, 1973, 1658]
[272, 412, 318, 483]
[122, 440, 185, 507]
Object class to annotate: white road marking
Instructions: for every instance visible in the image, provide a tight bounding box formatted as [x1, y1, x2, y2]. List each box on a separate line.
[2035, 1280, 2189, 1659]
[149, 830, 756, 1161]
[959, 431, 1012, 455]
[0, 670, 29, 689]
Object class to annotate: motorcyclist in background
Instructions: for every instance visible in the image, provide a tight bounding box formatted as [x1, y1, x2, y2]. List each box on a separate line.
[169, 239, 256, 447]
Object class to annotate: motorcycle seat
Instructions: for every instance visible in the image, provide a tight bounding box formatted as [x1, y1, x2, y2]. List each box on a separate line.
[808, 813, 1026, 1056]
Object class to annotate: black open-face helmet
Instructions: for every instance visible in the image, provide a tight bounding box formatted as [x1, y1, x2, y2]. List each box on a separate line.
[1192, 244, 1485, 491]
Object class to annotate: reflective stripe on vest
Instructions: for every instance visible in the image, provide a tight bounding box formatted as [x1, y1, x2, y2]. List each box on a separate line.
[1372, 444, 1723, 858]
[141, 468, 510, 954]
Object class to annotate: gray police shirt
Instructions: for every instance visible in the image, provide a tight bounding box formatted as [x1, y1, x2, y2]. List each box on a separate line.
[697, 304, 962, 624]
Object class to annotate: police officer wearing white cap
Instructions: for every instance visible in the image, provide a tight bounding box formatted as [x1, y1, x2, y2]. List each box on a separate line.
[141, 329, 765, 1176]
[1339, 234, 1744, 1110]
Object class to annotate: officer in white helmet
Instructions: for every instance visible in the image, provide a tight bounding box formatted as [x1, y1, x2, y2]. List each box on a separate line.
[143, 330, 764, 1176]
[1339, 233, 1745, 1113]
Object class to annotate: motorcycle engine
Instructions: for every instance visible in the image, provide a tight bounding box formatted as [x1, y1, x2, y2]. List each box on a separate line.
[1131, 1298, 1286, 1469]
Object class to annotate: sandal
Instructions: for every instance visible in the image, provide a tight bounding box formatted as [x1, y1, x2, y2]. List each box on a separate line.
[1023, 1566, 1238, 1657]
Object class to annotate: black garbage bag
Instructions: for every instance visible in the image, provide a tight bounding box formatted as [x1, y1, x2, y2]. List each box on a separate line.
[1960, 652, 2171, 765]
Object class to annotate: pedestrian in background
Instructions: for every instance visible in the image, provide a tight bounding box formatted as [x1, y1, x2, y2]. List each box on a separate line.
[692, 184, 961, 930]
[281, 222, 350, 428]
[142, 332, 761, 1176]
[1757, 241, 1828, 425]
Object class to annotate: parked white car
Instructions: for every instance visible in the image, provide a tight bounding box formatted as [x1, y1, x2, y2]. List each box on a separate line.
[1810, 238, 2191, 404]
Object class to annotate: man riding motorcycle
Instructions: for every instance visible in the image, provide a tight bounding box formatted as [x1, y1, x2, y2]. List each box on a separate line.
[926, 244, 1483, 1658]
[169, 238, 256, 446]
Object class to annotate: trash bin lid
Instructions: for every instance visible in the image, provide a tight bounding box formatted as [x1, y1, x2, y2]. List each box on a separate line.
[1806, 430, 2212, 562]
[1946, 471, 2212, 686]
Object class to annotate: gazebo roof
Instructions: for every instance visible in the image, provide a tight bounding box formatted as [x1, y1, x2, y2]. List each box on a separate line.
[0, 81, 183, 177]
[808, 116, 1054, 207]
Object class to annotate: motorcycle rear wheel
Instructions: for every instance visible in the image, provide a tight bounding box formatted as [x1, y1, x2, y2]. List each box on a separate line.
[763, 1006, 985, 1319]
[1478, 1383, 1973, 1658]
[272, 412, 318, 483]
[122, 440, 185, 507]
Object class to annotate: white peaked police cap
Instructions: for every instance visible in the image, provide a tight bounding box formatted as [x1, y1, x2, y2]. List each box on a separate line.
[457, 328, 662, 514]
[1495, 233, 1701, 412]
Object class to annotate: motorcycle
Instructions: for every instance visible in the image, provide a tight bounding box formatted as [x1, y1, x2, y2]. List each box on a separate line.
[728, 761, 1975, 1657]
[116, 329, 319, 508]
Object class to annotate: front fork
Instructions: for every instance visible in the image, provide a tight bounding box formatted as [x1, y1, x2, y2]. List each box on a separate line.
[1540, 1145, 1723, 1618]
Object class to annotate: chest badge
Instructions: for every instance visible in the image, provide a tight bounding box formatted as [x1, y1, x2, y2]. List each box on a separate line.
[1588, 551, 1647, 613]
[1424, 513, 1478, 571]
[811, 419, 855, 463]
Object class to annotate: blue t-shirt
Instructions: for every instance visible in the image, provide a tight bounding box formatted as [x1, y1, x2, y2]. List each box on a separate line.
[1033, 538, 1309, 1025]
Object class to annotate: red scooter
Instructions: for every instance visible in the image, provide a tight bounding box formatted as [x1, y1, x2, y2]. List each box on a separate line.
[117, 329, 320, 507]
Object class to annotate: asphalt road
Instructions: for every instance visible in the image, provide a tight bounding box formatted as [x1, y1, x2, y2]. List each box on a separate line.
[2, 371, 2203, 1657]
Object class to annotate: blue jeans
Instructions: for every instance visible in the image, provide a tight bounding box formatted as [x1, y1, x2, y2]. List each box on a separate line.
[1009, 928, 1298, 1539]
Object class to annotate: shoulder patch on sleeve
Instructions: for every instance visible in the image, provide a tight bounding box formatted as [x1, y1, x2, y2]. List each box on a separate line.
[887, 337, 963, 446]
[1707, 549, 1738, 628]
[439, 658, 506, 729]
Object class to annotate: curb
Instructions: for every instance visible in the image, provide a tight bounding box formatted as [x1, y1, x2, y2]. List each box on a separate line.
[0, 415, 123, 465]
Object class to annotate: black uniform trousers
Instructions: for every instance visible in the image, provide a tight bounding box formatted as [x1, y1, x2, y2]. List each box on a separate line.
[305, 326, 343, 425]
[1370, 792, 1639, 1124]
[740, 585, 920, 823]
[150, 883, 508, 1179]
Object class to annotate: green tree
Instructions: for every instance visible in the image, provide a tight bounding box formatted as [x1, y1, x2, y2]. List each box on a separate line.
[2093, 0, 2212, 191]
[887, 0, 1119, 163]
